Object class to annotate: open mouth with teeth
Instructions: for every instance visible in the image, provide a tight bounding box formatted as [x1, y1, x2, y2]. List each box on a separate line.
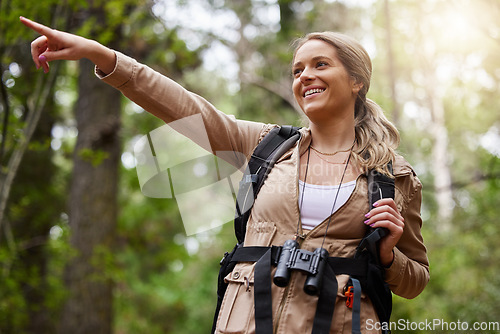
[304, 88, 326, 97]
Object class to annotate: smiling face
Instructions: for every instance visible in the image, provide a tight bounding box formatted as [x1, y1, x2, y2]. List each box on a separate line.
[292, 39, 361, 122]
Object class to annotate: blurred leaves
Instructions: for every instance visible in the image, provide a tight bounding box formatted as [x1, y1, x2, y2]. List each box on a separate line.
[1, 0, 500, 333]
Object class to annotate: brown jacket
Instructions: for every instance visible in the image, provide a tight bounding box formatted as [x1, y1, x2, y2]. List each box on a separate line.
[98, 52, 430, 334]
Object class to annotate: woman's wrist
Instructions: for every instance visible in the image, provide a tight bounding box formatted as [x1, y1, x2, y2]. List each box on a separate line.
[381, 249, 395, 268]
[87, 40, 116, 75]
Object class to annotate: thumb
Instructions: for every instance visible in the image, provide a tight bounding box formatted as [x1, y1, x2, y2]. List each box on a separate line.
[39, 53, 49, 63]
[39, 49, 70, 62]
[39, 50, 59, 62]
[37, 53, 50, 73]
[38, 50, 63, 73]
[40, 46, 81, 62]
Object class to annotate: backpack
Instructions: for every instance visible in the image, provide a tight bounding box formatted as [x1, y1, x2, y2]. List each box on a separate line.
[211, 125, 393, 334]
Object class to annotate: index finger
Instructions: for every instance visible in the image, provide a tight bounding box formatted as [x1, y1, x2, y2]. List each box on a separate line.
[20, 16, 55, 37]
[373, 198, 397, 209]
[372, 198, 403, 219]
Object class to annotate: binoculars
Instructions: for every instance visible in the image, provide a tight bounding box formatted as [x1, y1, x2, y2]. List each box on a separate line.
[273, 239, 329, 296]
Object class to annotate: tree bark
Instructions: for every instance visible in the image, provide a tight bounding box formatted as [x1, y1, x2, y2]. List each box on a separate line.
[412, 3, 454, 233]
[383, 0, 399, 126]
[420, 57, 454, 233]
[58, 57, 121, 334]
[427, 72, 454, 232]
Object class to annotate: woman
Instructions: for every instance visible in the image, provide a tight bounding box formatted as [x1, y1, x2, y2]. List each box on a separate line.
[20, 16, 429, 333]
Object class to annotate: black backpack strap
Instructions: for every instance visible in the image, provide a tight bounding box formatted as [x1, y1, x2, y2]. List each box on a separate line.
[311, 263, 337, 333]
[349, 278, 362, 334]
[368, 162, 394, 208]
[254, 248, 274, 334]
[234, 125, 301, 244]
[221, 246, 369, 334]
[352, 162, 395, 334]
[357, 162, 395, 262]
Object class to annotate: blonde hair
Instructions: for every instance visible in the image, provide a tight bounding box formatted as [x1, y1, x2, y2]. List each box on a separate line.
[292, 32, 400, 176]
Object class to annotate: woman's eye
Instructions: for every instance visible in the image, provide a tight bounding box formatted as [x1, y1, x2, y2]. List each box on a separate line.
[293, 68, 302, 77]
[317, 61, 328, 68]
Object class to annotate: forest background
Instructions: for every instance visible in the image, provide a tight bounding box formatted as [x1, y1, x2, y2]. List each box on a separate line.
[1, 0, 500, 333]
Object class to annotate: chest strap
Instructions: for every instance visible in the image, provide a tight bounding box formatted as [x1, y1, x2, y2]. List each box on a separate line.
[230, 245, 367, 334]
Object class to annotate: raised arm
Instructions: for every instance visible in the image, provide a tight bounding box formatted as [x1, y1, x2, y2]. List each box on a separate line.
[20, 16, 116, 75]
[20, 16, 271, 161]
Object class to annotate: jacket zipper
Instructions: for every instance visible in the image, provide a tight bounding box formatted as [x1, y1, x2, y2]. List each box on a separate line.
[273, 232, 307, 334]
[272, 135, 361, 333]
[273, 136, 309, 334]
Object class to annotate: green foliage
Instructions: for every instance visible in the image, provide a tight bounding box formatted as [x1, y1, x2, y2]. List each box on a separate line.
[77, 147, 111, 167]
[3, 0, 500, 333]
[0, 260, 29, 329]
[114, 159, 235, 333]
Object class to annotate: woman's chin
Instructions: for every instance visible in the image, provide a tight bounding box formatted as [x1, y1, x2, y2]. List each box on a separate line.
[302, 107, 328, 122]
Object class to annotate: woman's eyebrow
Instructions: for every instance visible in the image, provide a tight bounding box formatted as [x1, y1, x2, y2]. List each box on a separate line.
[293, 55, 333, 67]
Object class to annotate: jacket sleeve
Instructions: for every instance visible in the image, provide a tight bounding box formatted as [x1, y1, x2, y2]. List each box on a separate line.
[95, 51, 271, 160]
[384, 158, 430, 299]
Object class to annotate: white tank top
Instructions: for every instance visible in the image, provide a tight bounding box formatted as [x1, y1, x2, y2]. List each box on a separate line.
[298, 180, 356, 230]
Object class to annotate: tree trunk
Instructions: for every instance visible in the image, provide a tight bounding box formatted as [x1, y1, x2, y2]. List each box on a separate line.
[428, 79, 454, 232]
[423, 63, 454, 233]
[58, 58, 121, 334]
[383, 0, 399, 126]
[413, 3, 454, 233]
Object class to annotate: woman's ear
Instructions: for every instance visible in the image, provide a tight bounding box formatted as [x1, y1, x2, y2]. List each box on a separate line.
[352, 80, 364, 95]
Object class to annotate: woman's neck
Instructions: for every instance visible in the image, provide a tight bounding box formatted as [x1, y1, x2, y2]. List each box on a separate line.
[308, 117, 356, 153]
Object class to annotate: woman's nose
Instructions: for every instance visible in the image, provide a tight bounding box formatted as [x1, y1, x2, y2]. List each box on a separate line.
[300, 67, 314, 83]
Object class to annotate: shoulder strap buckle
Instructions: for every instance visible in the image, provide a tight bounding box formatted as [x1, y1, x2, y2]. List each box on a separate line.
[239, 174, 259, 186]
